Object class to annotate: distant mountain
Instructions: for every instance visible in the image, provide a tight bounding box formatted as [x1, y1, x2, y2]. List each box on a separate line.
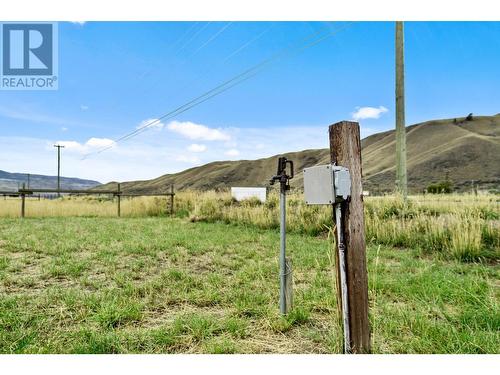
[0, 170, 101, 192]
[100, 114, 499, 194]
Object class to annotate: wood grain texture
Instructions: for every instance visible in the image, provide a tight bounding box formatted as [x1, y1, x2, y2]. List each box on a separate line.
[329, 121, 371, 353]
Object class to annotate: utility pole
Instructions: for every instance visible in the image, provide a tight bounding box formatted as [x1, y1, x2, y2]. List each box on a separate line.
[170, 184, 175, 216]
[21, 183, 26, 218]
[54, 144, 65, 197]
[395, 21, 407, 199]
[117, 183, 121, 217]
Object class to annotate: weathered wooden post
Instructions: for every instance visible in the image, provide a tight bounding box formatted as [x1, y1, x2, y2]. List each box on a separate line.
[329, 121, 370, 353]
[169, 184, 175, 216]
[21, 183, 26, 218]
[117, 183, 121, 217]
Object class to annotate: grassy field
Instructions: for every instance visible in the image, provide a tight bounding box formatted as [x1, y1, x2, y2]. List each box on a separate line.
[2, 192, 497, 261]
[0, 216, 499, 354]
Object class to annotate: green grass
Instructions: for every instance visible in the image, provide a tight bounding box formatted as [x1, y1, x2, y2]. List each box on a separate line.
[0, 217, 498, 353]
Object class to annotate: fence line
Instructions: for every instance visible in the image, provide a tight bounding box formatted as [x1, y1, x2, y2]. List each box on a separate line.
[7, 183, 175, 218]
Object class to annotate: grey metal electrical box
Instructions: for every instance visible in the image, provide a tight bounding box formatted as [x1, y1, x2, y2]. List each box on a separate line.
[303, 164, 351, 205]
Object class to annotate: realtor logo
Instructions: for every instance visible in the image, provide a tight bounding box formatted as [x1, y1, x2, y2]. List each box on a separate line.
[1, 22, 58, 90]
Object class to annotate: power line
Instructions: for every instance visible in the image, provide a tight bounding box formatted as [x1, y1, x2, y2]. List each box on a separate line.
[122, 21, 220, 107]
[82, 22, 352, 159]
[189, 22, 233, 58]
[98, 23, 269, 130]
[154, 23, 274, 113]
[176, 21, 212, 53]
[169, 22, 200, 51]
[100, 22, 206, 118]
[83, 23, 350, 158]
[221, 24, 273, 64]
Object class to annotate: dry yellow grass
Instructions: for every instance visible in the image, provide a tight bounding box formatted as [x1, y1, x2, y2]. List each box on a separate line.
[0, 196, 168, 218]
[1, 191, 498, 261]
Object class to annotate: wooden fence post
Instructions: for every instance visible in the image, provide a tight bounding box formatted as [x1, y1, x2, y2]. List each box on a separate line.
[169, 184, 175, 216]
[21, 183, 26, 218]
[329, 121, 370, 353]
[117, 183, 121, 217]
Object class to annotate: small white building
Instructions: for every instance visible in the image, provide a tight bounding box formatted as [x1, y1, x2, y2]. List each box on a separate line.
[231, 187, 267, 203]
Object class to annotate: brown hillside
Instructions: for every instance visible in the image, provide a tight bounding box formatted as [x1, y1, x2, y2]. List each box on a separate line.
[102, 115, 499, 194]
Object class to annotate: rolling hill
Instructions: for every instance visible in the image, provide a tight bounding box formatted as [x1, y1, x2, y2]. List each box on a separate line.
[101, 114, 500, 194]
[0, 170, 101, 192]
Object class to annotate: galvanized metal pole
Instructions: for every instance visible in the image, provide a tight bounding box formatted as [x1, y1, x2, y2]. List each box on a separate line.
[279, 186, 287, 315]
[271, 157, 294, 315]
[335, 204, 351, 353]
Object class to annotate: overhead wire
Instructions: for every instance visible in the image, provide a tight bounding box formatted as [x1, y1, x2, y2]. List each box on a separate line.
[82, 22, 353, 159]
[169, 21, 200, 51]
[189, 22, 233, 58]
[221, 24, 272, 64]
[176, 21, 212, 53]
[155, 23, 274, 112]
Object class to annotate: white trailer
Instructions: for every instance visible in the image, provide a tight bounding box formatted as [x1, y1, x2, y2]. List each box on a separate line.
[231, 187, 267, 203]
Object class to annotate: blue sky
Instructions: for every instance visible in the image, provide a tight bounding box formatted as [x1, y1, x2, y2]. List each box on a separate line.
[1, 21, 499, 182]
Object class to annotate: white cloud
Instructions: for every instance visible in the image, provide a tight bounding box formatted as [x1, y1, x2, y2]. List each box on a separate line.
[85, 138, 115, 148]
[351, 106, 388, 121]
[187, 144, 207, 152]
[137, 118, 164, 130]
[225, 149, 240, 157]
[0, 120, 394, 184]
[167, 121, 230, 141]
[80, 105, 89, 111]
[61, 127, 68, 132]
[56, 138, 115, 153]
[56, 141, 84, 152]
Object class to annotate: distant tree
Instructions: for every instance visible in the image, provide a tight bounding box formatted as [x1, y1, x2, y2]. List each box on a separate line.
[426, 180, 453, 194]
[466, 113, 473, 121]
